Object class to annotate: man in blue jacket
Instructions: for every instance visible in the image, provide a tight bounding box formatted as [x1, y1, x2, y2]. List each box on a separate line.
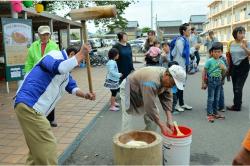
[14, 44, 95, 165]
[171, 23, 192, 112]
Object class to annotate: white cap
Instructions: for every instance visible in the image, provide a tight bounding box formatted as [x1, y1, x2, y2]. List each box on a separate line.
[38, 26, 51, 35]
[169, 65, 186, 90]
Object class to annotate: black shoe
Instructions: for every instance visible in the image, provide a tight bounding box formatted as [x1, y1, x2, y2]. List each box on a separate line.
[226, 105, 241, 111]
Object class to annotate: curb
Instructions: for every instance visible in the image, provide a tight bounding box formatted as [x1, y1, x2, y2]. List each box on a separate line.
[58, 102, 109, 164]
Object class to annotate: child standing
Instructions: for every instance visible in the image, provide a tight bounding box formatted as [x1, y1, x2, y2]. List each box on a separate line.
[202, 42, 226, 122]
[208, 47, 228, 112]
[145, 40, 161, 65]
[168, 61, 181, 114]
[104, 48, 123, 111]
[160, 42, 171, 68]
[188, 46, 199, 74]
[218, 53, 228, 112]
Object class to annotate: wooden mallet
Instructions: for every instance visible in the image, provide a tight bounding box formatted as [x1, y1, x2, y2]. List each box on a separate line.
[69, 5, 117, 93]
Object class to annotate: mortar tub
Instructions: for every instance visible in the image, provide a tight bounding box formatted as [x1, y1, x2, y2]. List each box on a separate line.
[113, 130, 162, 165]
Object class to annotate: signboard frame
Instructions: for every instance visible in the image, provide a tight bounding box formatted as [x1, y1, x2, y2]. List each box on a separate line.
[1, 17, 32, 82]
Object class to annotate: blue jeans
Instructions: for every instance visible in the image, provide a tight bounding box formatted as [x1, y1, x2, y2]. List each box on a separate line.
[207, 77, 221, 115]
[218, 85, 224, 110]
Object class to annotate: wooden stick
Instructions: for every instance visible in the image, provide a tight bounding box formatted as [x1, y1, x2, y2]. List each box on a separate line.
[81, 21, 93, 93]
[70, 5, 118, 93]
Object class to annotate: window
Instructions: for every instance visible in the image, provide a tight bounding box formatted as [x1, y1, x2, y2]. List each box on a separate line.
[227, 28, 231, 40]
[225, 0, 229, 8]
[246, 23, 250, 39]
[235, 12, 240, 22]
[221, 1, 225, 9]
[227, 14, 231, 24]
[241, 7, 247, 20]
[224, 17, 227, 25]
[247, 23, 250, 31]
[221, 17, 224, 26]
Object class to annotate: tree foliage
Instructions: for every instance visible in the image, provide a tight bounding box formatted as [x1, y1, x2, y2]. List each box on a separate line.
[70, 33, 79, 40]
[141, 27, 151, 33]
[37, 1, 137, 33]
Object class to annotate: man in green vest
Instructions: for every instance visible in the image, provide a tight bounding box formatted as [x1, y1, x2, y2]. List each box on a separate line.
[24, 25, 59, 127]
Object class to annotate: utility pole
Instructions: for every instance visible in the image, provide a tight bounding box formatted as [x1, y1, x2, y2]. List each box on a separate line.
[156, 14, 158, 39]
[151, 0, 153, 29]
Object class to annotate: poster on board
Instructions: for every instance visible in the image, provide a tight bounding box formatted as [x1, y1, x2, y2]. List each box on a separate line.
[1, 17, 32, 81]
[60, 29, 68, 49]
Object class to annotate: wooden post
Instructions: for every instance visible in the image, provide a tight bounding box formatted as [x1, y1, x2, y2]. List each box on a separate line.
[49, 19, 53, 36]
[80, 28, 83, 45]
[81, 21, 93, 93]
[67, 24, 70, 48]
[57, 29, 61, 49]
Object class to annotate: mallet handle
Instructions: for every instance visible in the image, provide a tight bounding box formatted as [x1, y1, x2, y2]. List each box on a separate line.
[70, 5, 116, 21]
[82, 21, 93, 93]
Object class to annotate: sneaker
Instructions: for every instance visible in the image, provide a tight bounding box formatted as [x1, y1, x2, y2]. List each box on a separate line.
[114, 102, 120, 107]
[110, 106, 119, 112]
[50, 121, 58, 127]
[181, 104, 192, 110]
[175, 106, 185, 112]
[218, 108, 225, 112]
[207, 115, 215, 123]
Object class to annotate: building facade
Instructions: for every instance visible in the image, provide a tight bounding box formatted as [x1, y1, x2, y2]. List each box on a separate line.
[207, 0, 250, 43]
[126, 21, 140, 40]
[156, 20, 182, 41]
[189, 15, 207, 33]
[114, 21, 139, 40]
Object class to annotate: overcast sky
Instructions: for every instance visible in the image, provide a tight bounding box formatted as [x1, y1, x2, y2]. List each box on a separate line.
[86, 0, 211, 32]
[123, 0, 211, 29]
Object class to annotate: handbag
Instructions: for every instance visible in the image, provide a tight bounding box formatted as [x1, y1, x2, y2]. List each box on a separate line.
[226, 41, 234, 81]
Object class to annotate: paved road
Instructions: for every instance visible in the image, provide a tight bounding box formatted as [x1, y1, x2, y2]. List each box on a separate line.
[64, 65, 250, 165]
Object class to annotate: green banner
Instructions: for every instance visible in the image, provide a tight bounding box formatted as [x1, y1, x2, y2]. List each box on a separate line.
[1, 18, 32, 81]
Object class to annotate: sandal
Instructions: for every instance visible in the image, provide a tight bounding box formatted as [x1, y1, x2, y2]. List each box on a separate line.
[207, 115, 215, 123]
[214, 114, 225, 120]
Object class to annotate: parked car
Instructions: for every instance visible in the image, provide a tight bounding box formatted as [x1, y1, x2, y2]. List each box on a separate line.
[103, 39, 113, 47]
[128, 39, 145, 52]
[128, 39, 145, 47]
[70, 40, 81, 48]
[111, 39, 118, 46]
[88, 38, 102, 48]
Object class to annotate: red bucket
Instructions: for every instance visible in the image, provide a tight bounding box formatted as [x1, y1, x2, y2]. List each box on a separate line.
[163, 126, 192, 138]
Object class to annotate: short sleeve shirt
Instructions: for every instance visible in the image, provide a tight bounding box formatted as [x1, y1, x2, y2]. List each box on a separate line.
[204, 57, 225, 77]
[230, 41, 250, 65]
